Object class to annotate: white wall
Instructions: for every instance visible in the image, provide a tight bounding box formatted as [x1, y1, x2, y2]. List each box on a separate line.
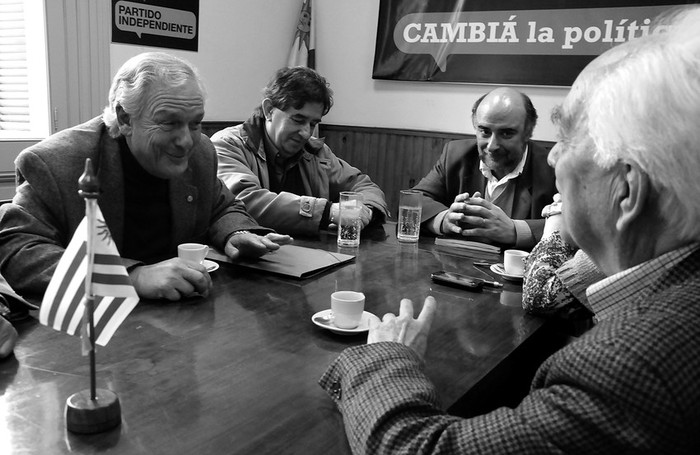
[111, 0, 301, 120]
[110, 0, 571, 142]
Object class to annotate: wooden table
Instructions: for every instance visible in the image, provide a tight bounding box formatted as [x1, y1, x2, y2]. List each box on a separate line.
[0, 224, 554, 454]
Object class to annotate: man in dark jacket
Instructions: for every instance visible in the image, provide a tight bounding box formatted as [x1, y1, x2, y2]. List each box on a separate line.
[413, 88, 556, 249]
[0, 52, 290, 305]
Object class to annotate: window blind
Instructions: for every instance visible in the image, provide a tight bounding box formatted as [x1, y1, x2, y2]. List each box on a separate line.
[0, 0, 29, 132]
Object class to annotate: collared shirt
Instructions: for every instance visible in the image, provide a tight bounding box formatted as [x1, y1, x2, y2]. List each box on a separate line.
[479, 146, 529, 215]
[262, 131, 333, 227]
[263, 131, 305, 196]
[586, 243, 700, 322]
[430, 147, 532, 246]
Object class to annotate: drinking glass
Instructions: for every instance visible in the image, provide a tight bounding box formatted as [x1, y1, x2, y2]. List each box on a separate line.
[397, 189, 422, 243]
[337, 192, 363, 247]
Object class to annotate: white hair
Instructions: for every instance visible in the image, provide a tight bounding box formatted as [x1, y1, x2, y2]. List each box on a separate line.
[102, 52, 206, 138]
[555, 6, 700, 241]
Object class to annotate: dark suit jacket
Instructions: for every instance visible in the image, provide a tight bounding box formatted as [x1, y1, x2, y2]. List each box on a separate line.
[413, 139, 556, 243]
[0, 116, 267, 304]
[320, 247, 700, 454]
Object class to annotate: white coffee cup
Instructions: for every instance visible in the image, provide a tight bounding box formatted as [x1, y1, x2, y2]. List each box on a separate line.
[178, 243, 209, 265]
[503, 249, 529, 276]
[331, 291, 365, 329]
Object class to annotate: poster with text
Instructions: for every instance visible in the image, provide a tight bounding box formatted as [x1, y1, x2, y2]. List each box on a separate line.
[373, 0, 696, 86]
[112, 0, 199, 51]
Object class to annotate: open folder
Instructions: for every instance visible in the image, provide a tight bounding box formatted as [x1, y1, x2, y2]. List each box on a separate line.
[206, 244, 355, 279]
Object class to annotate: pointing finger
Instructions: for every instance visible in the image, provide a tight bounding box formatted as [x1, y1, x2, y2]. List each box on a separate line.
[417, 296, 437, 325]
[399, 298, 414, 319]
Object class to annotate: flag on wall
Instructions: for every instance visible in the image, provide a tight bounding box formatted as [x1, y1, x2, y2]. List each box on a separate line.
[39, 205, 139, 346]
[287, 0, 315, 68]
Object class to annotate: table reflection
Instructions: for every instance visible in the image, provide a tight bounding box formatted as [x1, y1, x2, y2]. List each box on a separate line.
[1, 223, 548, 455]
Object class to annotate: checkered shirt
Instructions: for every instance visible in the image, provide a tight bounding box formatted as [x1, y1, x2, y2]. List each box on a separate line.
[320, 246, 700, 454]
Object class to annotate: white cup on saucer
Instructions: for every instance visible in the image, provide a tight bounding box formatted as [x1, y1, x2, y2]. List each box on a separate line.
[178, 243, 209, 265]
[503, 249, 528, 276]
[330, 291, 365, 329]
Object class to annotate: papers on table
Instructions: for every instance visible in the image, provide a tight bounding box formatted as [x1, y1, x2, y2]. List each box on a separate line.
[434, 237, 502, 259]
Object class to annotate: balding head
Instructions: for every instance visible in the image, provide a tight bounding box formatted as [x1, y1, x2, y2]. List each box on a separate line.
[471, 88, 537, 179]
[472, 88, 537, 139]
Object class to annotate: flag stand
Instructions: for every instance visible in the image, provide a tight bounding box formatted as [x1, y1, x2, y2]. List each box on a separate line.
[65, 159, 121, 434]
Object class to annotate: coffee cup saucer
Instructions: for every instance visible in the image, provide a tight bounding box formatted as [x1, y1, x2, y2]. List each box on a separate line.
[490, 263, 523, 282]
[202, 259, 219, 273]
[311, 309, 380, 335]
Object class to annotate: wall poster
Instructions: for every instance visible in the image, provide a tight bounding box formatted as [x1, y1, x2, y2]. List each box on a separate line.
[111, 0, 199, 52]
[373, 0, 696, 86]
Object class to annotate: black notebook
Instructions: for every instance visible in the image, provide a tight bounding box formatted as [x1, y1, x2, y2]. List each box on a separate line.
[207, 244, 355, 279]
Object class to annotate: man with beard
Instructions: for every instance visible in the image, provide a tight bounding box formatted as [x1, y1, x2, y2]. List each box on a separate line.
[414, 88, 556, 249]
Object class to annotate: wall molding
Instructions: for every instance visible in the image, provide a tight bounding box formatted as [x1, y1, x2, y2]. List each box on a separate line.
[321, 123, 471, 141]
[202, 121, 475, 142]
[201, 121, 241, 139]
[201, 121, 555, 216]
[0, 171, 15, 184]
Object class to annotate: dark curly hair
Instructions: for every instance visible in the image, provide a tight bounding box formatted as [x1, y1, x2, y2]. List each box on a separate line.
[258, 66, 333, 116]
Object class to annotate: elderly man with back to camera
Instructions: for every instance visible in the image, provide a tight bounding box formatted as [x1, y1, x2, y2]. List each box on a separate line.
[319, 6, 700, 454]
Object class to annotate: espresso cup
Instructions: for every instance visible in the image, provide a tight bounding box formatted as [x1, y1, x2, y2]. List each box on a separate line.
[330, 291, 365, 329]
[503, 249, 529, 276]
[178, 243, 209, 265]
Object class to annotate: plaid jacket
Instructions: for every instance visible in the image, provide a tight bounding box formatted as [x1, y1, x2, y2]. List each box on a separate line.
[320, 249, 700, 454]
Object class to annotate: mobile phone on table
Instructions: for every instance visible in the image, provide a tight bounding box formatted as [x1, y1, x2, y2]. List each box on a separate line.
[430, 271, 483, 292]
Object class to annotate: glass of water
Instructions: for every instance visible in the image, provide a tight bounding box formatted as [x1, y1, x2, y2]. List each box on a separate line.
[397, 189, 422, 243]
[337, 192, 363, 247]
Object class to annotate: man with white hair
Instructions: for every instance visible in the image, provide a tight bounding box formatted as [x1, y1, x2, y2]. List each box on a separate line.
[319, 6, 700, 454]
[0, 52, 290, 304]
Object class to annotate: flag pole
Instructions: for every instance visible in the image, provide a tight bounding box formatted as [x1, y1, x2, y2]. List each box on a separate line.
[81, 159, 98, 401]
[65, 158, 122, 434]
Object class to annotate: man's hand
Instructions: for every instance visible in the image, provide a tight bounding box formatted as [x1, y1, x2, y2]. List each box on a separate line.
[328, 202, 340, 230]
[359, 204, 373, 228]
[224, 232, 293, 260]
[441, 192, 476, 235]
[328, 202, 373, 229]
[367, 296, 437, 360]
[442, 192, 516, 244]
[0, 316, 18, 359]
[129, 258, 213, 301]
[542, 194, 576, 246]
